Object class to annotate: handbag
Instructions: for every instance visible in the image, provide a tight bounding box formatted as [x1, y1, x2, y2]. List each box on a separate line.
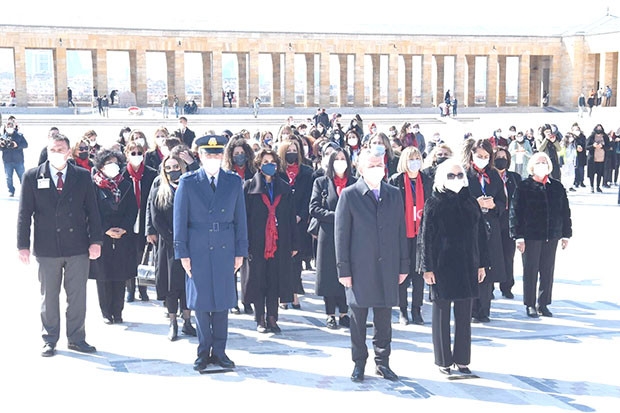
[307, 188, 328, 238]
[137, 243, 157, 287]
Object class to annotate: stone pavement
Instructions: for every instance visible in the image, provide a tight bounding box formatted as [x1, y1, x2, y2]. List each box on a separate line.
[1, 110, 620, 412]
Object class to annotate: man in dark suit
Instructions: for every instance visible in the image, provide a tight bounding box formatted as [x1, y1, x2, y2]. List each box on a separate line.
[178, 116, 196, 148]
[17, 134, 103, 357]
[174, 135, 248, 372]
[335, 149, 409, 383]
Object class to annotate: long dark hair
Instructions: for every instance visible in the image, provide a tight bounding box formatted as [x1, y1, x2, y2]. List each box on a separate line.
[223, 135, 256, 174]
[325, 147, 353, 180]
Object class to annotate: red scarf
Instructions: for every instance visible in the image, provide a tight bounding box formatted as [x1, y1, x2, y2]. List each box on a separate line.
[333, 175, 348, 196]
[472, 163, 490, 187]
[156, 148, 164, 160]
[534, 175, 549, 185]
[75, 157, 91, 172]
[234, 164, 246, 178]
[404, 174, 425, 238]
[93, 170, 124, 203]
[126, 163, 145, 208]
[261, 193, 282, 259]
[286, 164, 299, 187]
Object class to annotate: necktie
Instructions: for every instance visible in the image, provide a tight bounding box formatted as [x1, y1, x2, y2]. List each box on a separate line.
[372, 189, 379, 201]
[56, 172, 64, 193]
[210, 176, 216, 192]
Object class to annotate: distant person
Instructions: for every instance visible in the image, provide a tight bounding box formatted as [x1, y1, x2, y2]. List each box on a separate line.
[253, 97, 261, 118]
[178, 116, 196, 148]
[0, 119, 28, 197]
[161, 95, 169, 118]
[578, 93, 586, 117]
[67, 87, 75, 107]
[110, 89, 118, 106]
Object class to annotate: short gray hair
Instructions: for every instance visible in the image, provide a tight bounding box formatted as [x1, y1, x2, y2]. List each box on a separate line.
[527, 152, 552, 176]
[433, 158, 468, 193]
[357, 148, 384, 172]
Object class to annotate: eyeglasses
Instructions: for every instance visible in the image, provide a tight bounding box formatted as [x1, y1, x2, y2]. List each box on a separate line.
[447, 172, 464, 180]
[130, 151, 143, 156]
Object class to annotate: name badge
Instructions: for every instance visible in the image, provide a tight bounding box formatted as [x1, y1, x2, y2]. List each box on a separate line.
[37, 178, 51, 189]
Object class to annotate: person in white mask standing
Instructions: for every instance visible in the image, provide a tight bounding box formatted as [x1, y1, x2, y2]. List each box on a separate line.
[90, 149, 138, 325]
[420, 158, 489, 376]
[122, 141, 159, 303]
[335, 149, 409, 383]
[509, 152, 572, 318]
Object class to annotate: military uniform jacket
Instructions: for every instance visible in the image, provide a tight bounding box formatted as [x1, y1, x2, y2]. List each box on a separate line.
[173, 168, 248, 312]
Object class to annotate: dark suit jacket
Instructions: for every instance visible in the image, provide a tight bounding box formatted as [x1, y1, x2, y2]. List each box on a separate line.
[180, 128, 196, 148]
[17, 161, 103, 257]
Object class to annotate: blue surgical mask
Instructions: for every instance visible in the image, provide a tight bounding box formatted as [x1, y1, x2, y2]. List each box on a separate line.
[407, 159, 422, 172]
[371, 144, 386, 157]
[261, 163, 277, 176]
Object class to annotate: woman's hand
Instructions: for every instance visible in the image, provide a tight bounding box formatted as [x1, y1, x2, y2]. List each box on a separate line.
[105, 228, 126, 239]
[146, 234, 158, 244]
[516, 240, 525, 253]
[478, 267, 486, 283]
[423, 271, 436, 285]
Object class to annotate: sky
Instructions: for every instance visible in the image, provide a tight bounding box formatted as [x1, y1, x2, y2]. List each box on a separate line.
[2, 0, 617, 35]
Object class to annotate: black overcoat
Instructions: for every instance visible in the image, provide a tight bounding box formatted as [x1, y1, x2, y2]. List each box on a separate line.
[280, 163, 314, 259]
[309, 175, 356, 297]
[241, 172, 298, 303]
[419, 188, 490, 301]
[89, 177, 138, 281]
[334, 179, 409, 308]
[467, 166, 507, 283]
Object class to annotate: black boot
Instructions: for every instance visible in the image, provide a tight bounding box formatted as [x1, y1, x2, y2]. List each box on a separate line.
[138, 286, 149, 301]
[411, 307, 425, 325]
[182, 319, 197, 336]
[168, 317, 178, 341]
[125, 279, 135, 302]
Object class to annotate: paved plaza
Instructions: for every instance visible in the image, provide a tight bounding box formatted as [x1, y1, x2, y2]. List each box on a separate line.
[1, 107, 619, 412]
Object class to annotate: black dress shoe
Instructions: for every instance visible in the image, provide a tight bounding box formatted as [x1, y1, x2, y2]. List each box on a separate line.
[375, 365, 399, 381]
[68, 341, 96, 353]
[471, 317, 481, 323]
[538, 305, 553, 317]
[113, 316, 123, 324]
[438, 366, 451, 375]
[351, 364, 365, 382]
[455, 364, 472, 374]
[478, 316, 490, 323]
[41, 343, 56, 357]
[339, 315, 350, 328]
[230, 306, 241, 315]
[526, 306, 539, 318]
[193, 355, 209, 371]
[243, 304, 254, 315]
[138, 287, 149, 301]
[103, 317, 113, 325]
[267, 316, 282, 334]
[291, 303, 301, 310]
[210, 354, 235, 369]
[398, 312, 410, 325]
[411, 307, 425, 325]
[182, 320, 197, 336]
[502, 291, 514, 299]
[326, 316, 338, 329]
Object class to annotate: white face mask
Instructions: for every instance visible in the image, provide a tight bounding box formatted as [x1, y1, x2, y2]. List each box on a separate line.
[102, 163, 120, 178]
[48, 152, 67, 169]
[347, 138, 358, 147]
[333, 160, 348, 175]
[128, 155, 143, 167]
[133, 138, 146, 147]
[5, 128, 14, 135]
[533, 164, 549, 178]
[444, 178, 466, 193]
[473, 156, 489, 170]
[202, 158, 221, 175]
[122, 132, 131, 140]
[364, 166, 385, 186]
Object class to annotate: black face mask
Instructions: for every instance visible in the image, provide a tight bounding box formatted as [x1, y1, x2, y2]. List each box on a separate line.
[285, 152, 298, 164]
[494, 158, 508, 170]
[435, 156, 448, 165]
[233, 153, 247, 166]
[167, 170, 182, 182]
[77, 152, 89, 160]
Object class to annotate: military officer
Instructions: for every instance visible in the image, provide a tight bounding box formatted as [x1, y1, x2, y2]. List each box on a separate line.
[173, 135, 249, 371]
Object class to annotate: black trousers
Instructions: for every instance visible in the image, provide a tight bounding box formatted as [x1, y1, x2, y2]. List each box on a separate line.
[253, 258, 280, 323]
[589, 162, 604, 188]
[499, 227, 516, 294]
[324, 292, 348, 315]
[96, 280, 126, 319]
[471, 279, 493, 319]
[432, 298, 473, 368]
[574, 165, 585, 186]
[399, 237, 424, 311]
[349, 306, 392, 366]
[521, 239, 558, 307]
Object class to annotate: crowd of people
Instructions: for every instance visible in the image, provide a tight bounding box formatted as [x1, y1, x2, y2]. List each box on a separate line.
[9, 108, 597, 381]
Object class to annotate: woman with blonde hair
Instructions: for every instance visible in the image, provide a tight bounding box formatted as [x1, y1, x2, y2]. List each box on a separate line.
[145, 127, 170, 171]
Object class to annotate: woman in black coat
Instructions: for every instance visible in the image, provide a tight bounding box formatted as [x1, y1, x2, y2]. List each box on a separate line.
[463, 138, 507, 323]
[388, 146, 433, 325]
[571, 124, 587, 188]
[421, 159, 489, 376]
[122, 140, 158, 302]
[146, 153, 197, 341]
[241, 149, 298, 334]
[510, 152, 572, 318]
[90, 150, 138, 324]
[277, 139, 314, 310]
[493, 147, 522, 299]
[144, 127, 170, 171]
[586, 124, 610, 193]
[309, 147, 356, 329]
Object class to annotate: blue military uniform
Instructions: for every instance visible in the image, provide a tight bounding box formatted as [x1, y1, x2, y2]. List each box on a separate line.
[173, 135, 248, 370]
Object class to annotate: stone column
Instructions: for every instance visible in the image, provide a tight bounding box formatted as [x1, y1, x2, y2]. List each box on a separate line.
[518, 53, 530, 106]
[319, 51, 330, 107]
[13, 46, 27, 107]
[129, 49, 147, 107]
[238, 52, 248, 108]
[550, 55, 562, 107]
[202, 51, 213, 107]
[498, 55, 506, 106]
[487, 53, 498, 107]
[285, 50, 295, 106]
[421, 53, 433, 107]
[212, 50, 223, 108]
[248, 50, 260, 106]
[388, 52, 399, 107]
[435, 55, 444, 107]
[354, 52, 364, 107]
[371, 54, 380, 107]
[404, 55, 412, 106]
[339, 54, 348, 106]
[54, 47, 68, 107]
[166, 50, 185, 105]
[466, 55, 475, 107]
[529, 56, 541, 106]
[91, 49, 108, 102]
[306, 53, 315, 107]
[603, 52, 618, 106]
[455, 54, 465, 107]
[272, 53, 282, 107]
